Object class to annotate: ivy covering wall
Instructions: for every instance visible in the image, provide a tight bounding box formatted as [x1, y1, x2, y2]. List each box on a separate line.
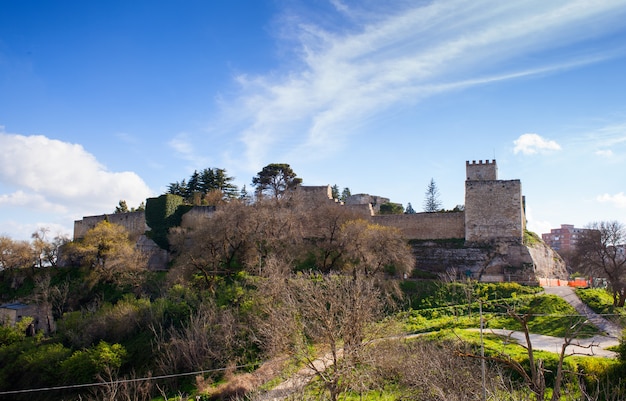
[145, 194, 191, 250]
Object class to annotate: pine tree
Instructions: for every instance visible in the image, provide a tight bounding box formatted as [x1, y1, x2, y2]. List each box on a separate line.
[423, 178, 442, 212]
[341, 187, 351, 202]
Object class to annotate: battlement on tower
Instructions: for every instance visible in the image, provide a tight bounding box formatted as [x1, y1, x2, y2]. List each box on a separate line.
[466, 159, 497, 181]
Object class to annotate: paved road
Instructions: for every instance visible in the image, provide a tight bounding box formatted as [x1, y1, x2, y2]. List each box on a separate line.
[543, 286, 622, 338]
[482, 329, 618, 358]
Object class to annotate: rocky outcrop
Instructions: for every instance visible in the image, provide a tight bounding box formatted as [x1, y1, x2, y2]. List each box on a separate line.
[526, 241, 568, 280]
[411, 239, 567, 284]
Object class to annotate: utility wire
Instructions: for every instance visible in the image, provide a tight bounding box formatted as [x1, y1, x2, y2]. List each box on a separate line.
[0, 362, 256, 396]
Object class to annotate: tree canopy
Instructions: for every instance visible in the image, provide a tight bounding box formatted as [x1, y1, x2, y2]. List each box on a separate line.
[380, 202, 404, 215]
[167, 167, 238, 203]
[251, 163, 302, 199]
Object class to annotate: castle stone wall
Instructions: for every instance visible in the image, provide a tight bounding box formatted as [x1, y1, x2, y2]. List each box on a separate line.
[464, 179, 524, 243]
[73, 211, 147, 240]
[345, 193, 389, 214]
[181, 206, 216, 228]
[373, 212, 465, 240]
[297, 185, 334, 203]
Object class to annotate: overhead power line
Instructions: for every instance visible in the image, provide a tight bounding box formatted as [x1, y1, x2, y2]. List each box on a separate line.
[0, 362, 256, 396]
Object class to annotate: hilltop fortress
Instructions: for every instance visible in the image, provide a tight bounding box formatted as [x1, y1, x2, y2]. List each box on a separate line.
[74, 160, 567, 282]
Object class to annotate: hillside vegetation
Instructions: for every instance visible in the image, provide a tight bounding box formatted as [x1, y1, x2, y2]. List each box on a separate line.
[1, 193, 625, 400]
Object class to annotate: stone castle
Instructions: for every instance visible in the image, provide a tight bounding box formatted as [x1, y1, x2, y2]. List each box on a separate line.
[73, 160, 567, 282]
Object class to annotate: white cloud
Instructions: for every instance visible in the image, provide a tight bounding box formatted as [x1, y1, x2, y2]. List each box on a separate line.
[0, 219, 71, 243]
[0, 190, 66, 212]
[597, 192, 626, 208]
[0, 130, 153, 216]
[524, 206, 554, 236]
[221, 0, 626, 169]
[513, 133, 562, 155]
[595, 149, 614, 157]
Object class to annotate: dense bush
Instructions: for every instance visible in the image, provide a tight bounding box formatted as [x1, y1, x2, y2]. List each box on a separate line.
[145, 193, 191, 250]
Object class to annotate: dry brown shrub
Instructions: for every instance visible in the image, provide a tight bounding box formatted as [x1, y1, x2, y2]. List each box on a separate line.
[200, 358, 289, 401]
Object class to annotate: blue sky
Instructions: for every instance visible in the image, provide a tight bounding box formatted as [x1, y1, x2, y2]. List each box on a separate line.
[1, 0, 626, 241]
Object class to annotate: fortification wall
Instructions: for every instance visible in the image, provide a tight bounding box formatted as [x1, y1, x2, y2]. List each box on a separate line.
[345, 194, 389, 214]
[373, 212, 464, 240]
[297, 185, 334, 203]
[181, 206, 216, 228]
[73, 211, 147, 240]
[465, 179, 524, 243]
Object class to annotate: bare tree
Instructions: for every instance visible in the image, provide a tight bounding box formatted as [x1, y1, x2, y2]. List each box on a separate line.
[88, 367, 154, 401]
[168, 198, 304, 288]
[0, 235, 33, 269]
[573, 221, 626, 306]
[339, 219, 414, 279]
[299, 201, 362, 273]
[255, 273, 384, 401]
[152, 301, 240, 378]
[366, 339, 507, 401]
[169, 200, 255, 289]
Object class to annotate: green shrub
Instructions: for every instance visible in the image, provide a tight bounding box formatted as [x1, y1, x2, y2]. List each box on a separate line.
[61, 341, 127, 384]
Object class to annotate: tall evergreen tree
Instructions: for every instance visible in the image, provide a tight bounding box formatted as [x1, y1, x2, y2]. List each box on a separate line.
[167, 180, 187, 197]
[199, 168, 215, 193]
[340, 187, 351, 202]
[213, 168, 238, 198]
[186, 170, 201, 199]
[331, 184, 340, 200]
[166, 168, 238, 202]
[115, 200, 129, 214]
[423, 178, 442, 212]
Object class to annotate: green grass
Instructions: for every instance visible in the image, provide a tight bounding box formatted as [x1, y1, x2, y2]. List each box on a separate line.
[339, 390, 402, 400]
[488, 295, 600, 338]
[576, 288, 626, 327]
[400, 291, 601, 338]
[523, 230, 542, 246]
[400, 280, 541, 311]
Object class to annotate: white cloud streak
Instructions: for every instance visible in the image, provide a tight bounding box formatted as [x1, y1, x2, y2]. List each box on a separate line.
[168, 132, 211, 169]
[219, 0, 626, 170]
[513, 133, 562, 155]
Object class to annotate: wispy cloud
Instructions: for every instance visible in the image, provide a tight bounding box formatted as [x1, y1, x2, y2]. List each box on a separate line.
[115, 132, 139, 145]
[595, 149, 614, 158]
[597, 192, 626, 208]
[513, 133, 562, 155]
[217, 0, 626, 170]
[168, 132, 211, 168]
[588, 122, 626, 156]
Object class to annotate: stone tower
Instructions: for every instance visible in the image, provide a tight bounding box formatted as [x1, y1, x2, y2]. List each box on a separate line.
[464, 160, 525, 244]
[466, 159, 498, 180]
